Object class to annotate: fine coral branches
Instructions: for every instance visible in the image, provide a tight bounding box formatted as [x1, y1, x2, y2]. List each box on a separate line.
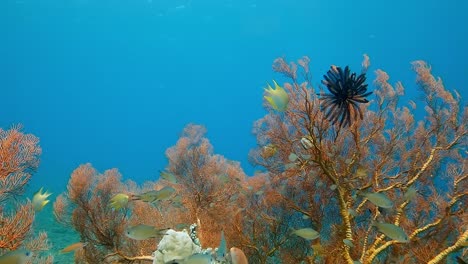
[0, 202, 34, 251]
[54, 164, 136, 262]
[20, 56, 465, 263]
[0, 126, 41, 202]
[250, 55, 467, 263]
[53, 126, 251, 262]
[0, 126, 52, 263]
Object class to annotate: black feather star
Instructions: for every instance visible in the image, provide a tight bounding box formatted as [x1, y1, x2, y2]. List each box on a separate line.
[319, 65, 372, 127]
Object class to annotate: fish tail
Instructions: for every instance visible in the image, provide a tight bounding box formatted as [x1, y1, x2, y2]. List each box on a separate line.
[288, 227, 296, 236]
[156, 227, 170, 235]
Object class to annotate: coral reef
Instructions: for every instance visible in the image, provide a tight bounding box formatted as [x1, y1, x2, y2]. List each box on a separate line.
[53, 164, 158, 263]
[248, 56, 467, 263]
[0, 125, 53, 263]
[50, 55, 467, 263]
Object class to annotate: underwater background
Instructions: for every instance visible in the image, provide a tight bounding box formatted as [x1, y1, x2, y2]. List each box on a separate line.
[1, 0, 468, 263]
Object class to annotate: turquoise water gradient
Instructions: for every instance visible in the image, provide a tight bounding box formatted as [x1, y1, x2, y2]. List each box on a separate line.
[2, 0, 467, 193]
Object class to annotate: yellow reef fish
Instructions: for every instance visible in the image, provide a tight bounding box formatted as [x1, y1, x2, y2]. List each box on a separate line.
[125, 224, 169, 240]
[59, 242, 87, 254]
[32, 187, 52, 212]
[290, 228, 320, 240]
[230, 247, 248, 264]
[372, 221, 409, 243]
[0, 249, 33, 264]
[264, 80, 289, 112]
[109, 193, 129, 210]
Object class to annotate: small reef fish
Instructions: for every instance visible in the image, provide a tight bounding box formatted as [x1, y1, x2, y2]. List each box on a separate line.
[300, 136, 313, 150]
[355, 166, 368, 178]
[133, 186, 176, 203]
[218, 174, 230, 184]
[288, 153, 298, 162]
[125, 224, 169, 240]
[255, 190, 264, 196]
[216, 231, 227, 260]
[160, 171, 177, 184]
[0, 249, 33, 264]
[59, 242, 87, 254]
[343, 239, 354, 247]
[264, 80, 289, 112]
[109, 193, 129, 210]
[183, 253, 212, 264]
[261, 144, 277, 159]
[154, 186, 176, 201]
[32, 187, 52, 212]
[230, 247, 248, 264]
[169, 195, 184, 208]
[291, 228, 320, 240]
[372, 222, 409, 243]
[347, 209, 358, 217]
[133, 190, 160, 202]
[359, 192, 393, 208]
[403, 187, 418, 201]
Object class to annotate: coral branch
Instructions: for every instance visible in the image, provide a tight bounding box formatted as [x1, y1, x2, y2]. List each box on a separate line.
[427, 229, 468, 264]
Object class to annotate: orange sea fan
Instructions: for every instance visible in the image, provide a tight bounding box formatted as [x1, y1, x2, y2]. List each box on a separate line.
[250, 55, 467, 263]
[0, 125, 41, 202]
[0, 202, 34, 251]
[67, 163, 96, 201]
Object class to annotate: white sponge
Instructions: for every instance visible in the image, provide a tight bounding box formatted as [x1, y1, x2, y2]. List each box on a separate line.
[152, 229, 202, 264]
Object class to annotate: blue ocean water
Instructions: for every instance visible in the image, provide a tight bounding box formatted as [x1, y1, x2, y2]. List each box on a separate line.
[2, 0, 467, 192]
[1, 0, 468, 263]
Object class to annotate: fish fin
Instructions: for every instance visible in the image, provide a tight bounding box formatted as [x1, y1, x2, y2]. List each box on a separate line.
[264, 96, 278, 110]
[34, 187, 44, 196]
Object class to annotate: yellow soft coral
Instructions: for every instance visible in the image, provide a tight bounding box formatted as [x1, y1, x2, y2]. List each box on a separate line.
[264, 80, 289, 111]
